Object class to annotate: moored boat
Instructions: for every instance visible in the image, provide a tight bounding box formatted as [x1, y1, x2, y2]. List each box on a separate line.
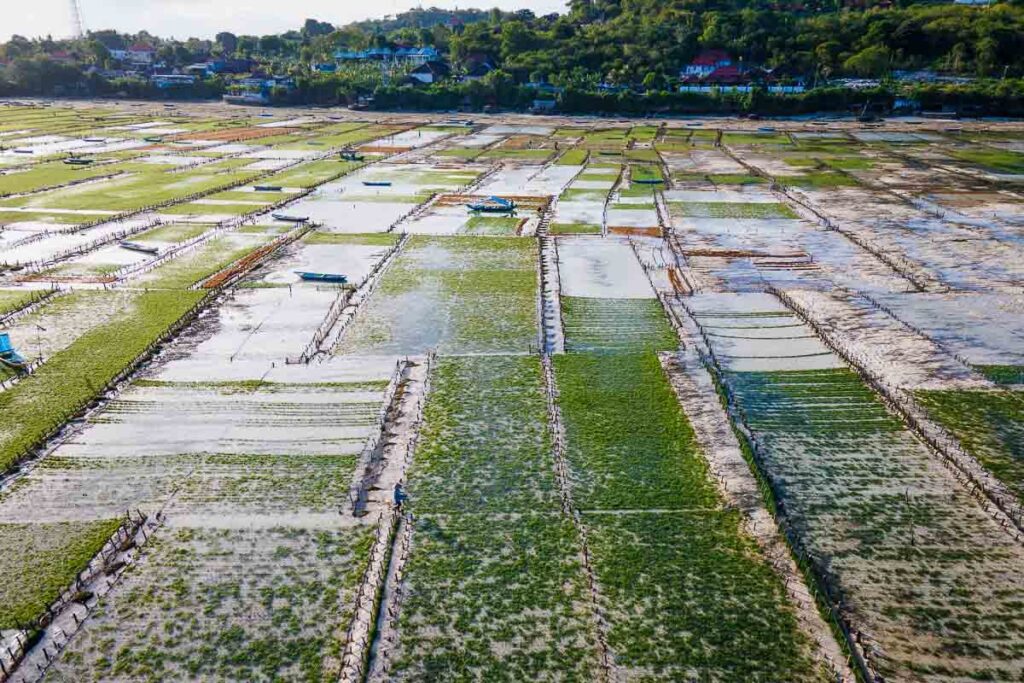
[295, 271, 348, 284]
[272, 213, 310, 223]
[118, 240, 160, 255]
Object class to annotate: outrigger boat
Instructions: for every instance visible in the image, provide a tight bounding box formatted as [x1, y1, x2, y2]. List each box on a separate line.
[295, 271, 348, 284]
[362, 180, 391, 187]
[0, 333, 28, 373]
[118, 240, 160, 255]
[467, 196, 517, 213]
[272, 213, 310, 223]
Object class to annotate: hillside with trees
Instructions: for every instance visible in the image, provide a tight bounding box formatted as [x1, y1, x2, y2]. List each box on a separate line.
[2, 1, 1024, 115]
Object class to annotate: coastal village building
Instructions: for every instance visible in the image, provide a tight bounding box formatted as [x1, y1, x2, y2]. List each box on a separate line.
[109, 44, 156, 65]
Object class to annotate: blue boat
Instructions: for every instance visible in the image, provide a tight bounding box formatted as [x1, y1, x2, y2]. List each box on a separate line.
[295, 271, 348, 284]
[0, 333, 27, 371]
[272, 213, 310, 223]
[633, 178, 664, 185]
[467, 196, 517, 213]
[119, 240, 160, 255]
[362, 181, 391, 187]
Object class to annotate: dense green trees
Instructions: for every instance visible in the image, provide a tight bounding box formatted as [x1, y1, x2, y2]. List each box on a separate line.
[2, 2, 1024, 113]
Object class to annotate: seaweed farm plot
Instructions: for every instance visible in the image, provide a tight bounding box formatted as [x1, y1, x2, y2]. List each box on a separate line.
[557, 236, 677, 353]
[473, 162, 576, 197]
[914, 388, 1024, 507]
[383, 356, 600, 680]
[664, 189, 910, 294]
[552, 351, 827, 681]
[1, 290, 138, 363]
[134, 231, 276, 289]
[147, 237, 393, 370]
[0, 290, 206, 473]
[768, 170, 1024, 292]
[0, 214, 159, 269]
[870, 292, 1024, 378]
[782, 288, 988, 391]
[687, 293, 1024, 682]
[561, 296, 676, 354]
[0, 519, 122, 629]
[387, 513, 599, 681]
[7, 106, 1024, 683]
[0, 346, 392, 680]
[406, 356, 558, 512]
[400, 201, 527, 236]
[42, 525, 373, 683]
[685, 292, 843, 372]
[553, 163, 618, 234]
[0, 376, 388, 522]
[281, 163, 483, 233]
[0, 159, 262, 215]
[337, 235, 538, 356]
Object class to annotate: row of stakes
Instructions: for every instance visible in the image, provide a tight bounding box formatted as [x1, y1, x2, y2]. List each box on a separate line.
[340, 353, 435, 680]
[540, 355, 616, 680]
[537, 236, 563, 351]
[368, 513, 416, 679]
[369, 355, 437, 677]
[347, 359, 408, 515]
[339, 511, 400, 682]
[0, 510, 148, 683]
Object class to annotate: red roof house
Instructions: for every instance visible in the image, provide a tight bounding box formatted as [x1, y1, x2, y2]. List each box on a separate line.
[683, 50, 733, 77]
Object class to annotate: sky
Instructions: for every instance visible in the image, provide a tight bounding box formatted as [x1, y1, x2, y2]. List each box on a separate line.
[9, 0, 570, 41]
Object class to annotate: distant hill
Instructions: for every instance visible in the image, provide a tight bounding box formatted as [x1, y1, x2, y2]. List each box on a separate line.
[346, 8, 497, 33]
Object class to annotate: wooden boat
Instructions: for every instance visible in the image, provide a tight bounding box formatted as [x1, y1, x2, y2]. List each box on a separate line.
[64, 157, 95, 166]
[0, 333, 27, 371]
[362, 181, 391, 187]
[295, 271, 348, 284]
[468, 196, 517, 213]
[118, 240, 160, 255]
[272, 213, 309, 223]
[633, 178, 664, 185]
